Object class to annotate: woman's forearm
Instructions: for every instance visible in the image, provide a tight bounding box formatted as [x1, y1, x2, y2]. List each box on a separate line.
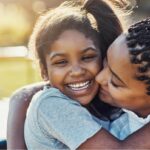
[7, 82, 46, 149]
[79, 123, 150, 149]
[7, 88, 30, 149]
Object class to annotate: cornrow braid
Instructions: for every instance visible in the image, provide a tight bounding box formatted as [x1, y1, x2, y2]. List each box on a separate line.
[126, 18, 150, 95]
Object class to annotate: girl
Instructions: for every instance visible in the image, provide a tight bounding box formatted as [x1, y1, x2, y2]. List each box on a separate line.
[23, 1, 112, 149]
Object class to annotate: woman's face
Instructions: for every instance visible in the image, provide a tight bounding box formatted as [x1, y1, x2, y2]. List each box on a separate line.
[96, 34, 150, 117]
[42, 29, 101, 105]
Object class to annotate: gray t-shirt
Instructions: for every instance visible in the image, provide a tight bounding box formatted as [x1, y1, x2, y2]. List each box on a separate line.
[25, 87, 105, 150]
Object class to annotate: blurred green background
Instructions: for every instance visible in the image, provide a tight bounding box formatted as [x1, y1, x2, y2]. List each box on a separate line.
[0, 0, 64, 99]
[0, 0, 150, 99]
[0, 52, 41, 98]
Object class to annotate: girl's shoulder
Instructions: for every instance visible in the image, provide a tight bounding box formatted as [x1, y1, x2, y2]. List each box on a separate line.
[29, 86, 81, 116]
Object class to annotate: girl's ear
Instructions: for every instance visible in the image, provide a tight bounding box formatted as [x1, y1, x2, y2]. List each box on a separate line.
[40, 63, 49, 81]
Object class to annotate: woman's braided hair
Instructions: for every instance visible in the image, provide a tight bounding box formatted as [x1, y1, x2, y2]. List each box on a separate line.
[126, 18, 150, 95]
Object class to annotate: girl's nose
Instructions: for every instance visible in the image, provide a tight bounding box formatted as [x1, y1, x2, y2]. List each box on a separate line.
[70, 65, 85, 77]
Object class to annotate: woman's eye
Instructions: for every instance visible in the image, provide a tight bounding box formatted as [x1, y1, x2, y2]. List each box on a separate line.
[109, 75, 119, 88]
[82, 55, 97, 61]
[110, 79, 119, 88]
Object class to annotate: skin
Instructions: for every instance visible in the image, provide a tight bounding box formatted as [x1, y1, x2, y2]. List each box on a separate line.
[96, 34, 150, 117]
[41, 29, 101, 105]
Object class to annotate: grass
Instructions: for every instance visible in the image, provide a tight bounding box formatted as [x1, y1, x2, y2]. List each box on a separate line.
[0, 57, 41, 99]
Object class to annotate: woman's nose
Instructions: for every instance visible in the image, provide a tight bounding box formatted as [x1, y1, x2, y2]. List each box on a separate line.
[96, 67, 109, 86]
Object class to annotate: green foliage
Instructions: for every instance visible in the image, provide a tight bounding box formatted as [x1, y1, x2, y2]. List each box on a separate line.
[0, 57, 41, 98]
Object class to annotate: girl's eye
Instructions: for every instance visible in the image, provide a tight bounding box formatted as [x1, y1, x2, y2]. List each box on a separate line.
[103, 59, 108, 67]
[82, 55, 97, 62]
[53, 60, 68, 66]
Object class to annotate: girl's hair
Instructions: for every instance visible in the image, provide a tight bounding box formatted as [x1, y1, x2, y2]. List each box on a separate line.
[83, 0, 123, 59]
[29, 0, 123, 71]
[126, 18, 150, 95]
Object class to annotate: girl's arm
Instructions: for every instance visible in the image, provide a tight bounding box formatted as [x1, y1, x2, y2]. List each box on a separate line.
[7, 82, 46, 149]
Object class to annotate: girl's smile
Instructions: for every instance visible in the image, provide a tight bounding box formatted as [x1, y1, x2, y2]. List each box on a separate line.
[65, 80, 95, 98]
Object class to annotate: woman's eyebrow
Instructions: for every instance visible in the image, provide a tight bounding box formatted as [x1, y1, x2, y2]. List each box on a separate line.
[108, 65, 126, 86]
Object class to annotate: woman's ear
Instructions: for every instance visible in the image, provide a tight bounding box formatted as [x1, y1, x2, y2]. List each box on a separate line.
[40, 63, 49, 81]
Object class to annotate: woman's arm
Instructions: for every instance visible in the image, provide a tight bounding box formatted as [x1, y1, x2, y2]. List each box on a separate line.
[79, 124, 150, 149]
[7, 82, 46, 149]
[7, 83, 150, 149]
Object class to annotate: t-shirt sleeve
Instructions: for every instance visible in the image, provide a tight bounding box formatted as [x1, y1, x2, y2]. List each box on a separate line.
[37, 88, 102, 150]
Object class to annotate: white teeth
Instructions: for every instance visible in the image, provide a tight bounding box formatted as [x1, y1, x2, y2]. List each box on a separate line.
[68, 81, 91, 90]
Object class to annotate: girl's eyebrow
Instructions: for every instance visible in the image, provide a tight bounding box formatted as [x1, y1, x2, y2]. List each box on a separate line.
[81, 47, 98, 53]
[108, 65, 127, 86]
[49, 52, 66, 60]
[49, 47, 99, 59]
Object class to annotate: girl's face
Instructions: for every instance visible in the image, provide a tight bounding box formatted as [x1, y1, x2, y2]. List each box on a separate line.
[42, 29, 101, 105]
[96, 34, 150, 117]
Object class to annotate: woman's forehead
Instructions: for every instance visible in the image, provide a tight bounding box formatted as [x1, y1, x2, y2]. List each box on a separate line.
[107, 34, 139, 82]
[107, 34, 129, 63]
